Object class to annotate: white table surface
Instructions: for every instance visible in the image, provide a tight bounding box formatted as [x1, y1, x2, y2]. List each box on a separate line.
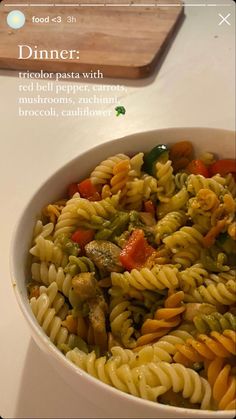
[0, 1, 235, 418]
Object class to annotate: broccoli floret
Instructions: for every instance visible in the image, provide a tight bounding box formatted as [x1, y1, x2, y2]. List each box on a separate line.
[115, 106, 126, 116]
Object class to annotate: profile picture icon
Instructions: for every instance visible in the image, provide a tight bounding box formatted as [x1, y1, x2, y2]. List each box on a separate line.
[7, 10, 25, 29]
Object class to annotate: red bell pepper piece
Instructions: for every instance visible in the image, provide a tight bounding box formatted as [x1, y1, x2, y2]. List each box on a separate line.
[71, 229, 95, 249]
[209, 159, 236, 177]
[120, 229, 155, 271]
[186, 159, 209, 177]
[78, 178, 101, 201]
[144, 200, 156, 216]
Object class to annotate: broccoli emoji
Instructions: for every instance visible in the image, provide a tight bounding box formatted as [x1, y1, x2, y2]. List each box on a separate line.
[115, 106, 126, 117]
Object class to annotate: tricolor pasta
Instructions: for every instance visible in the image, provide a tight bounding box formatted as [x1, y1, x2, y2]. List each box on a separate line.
[26, 141, 236, 411]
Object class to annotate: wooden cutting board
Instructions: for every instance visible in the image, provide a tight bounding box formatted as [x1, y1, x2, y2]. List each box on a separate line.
[0, 0, 184, 78]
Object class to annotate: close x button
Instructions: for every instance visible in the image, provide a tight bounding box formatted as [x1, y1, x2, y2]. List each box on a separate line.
[218, 13, 231, 26]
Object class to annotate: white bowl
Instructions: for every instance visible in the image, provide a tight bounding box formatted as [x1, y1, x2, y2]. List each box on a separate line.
[10, 127, 235, 418]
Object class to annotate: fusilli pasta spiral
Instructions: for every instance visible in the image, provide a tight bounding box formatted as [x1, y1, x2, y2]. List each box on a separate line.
[187, 174, 225, 196]
[90, 154, 129, 185]
[109, 297, 136, 348]
[54, 193, 81, 239]
[163, 225, 204, 252]
[156, 160, 175, 202]
[33, 220, 54, 242]
[171, 246, 201, 268]
[178, 264, 209, 292]
[124, 179, 144, 210]
[184, 280, 236, 305]
[110, 160, 130, 195]
[206, 358, 236, 410]
[174, 330, 236, 365]
[30, 236, 68, 267]
[131, 362, 212, 408]
[129, 153, 144, 179]
[31, 261, 72, 297]
[30, 283, 72, 344]
[77, 194, 120, 221]
[193, 312, 236, 334]
[136, 292, 185, 346]
[155, 211, 187, 244]
[111, 265, 179, 292]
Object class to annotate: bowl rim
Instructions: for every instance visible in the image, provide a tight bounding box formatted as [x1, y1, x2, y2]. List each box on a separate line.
[9, 126, 236, 418]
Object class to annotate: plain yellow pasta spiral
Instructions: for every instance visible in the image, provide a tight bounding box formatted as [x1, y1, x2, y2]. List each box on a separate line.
[163, 225, 204, 252]
[124, 179, 144, 210]
[33, 220, 54, 242]
[178, 263, 209, 292]
[131, 361, 212, 408]
[156, 160, 175, 202]
[30, 283, 72, 345]
[142, 174, 158, 200]
[54, 192, 81, 239]
[157, 187, 189, 217]
[31, 261, 73, 297]
[129, 152, 144, 178]
[184, 279, 236, 305]
[155, 211, 187, 244]
[66, 349, 212, 408]
[30, 236, 68, 268]
[111, 265, 179, 292]
[172, 246, 201, 268]
[76, 193, 120, 221]
[109, 297, 136, 348]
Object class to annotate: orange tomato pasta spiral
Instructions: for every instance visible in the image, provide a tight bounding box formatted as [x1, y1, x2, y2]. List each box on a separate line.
[173, 330, 236, 366]
[206, 358, 236, 410]
[136, 291, 185, 347]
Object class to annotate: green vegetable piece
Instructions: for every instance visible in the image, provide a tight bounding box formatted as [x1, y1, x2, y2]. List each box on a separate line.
[58, 336, 88, 354]
[65, 255, 96, 276]
[218, 236, 236, 255]
[115, 106, 126, 117]
[217, 232, 229, 245]
[95, 228, 112, 241]
[143, 144, 169, 176]
[55, 234, 80, 256]
[95, 212, 129, 241]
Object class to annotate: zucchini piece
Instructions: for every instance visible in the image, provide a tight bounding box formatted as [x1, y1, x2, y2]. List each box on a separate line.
[143, 144, 169, 176]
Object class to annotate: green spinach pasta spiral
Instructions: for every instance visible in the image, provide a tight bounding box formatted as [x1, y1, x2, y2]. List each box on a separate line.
[27, 141, 236, 411]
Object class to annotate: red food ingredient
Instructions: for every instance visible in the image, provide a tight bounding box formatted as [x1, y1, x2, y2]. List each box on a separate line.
[78, 178, 101, 201]
[170, 141, 193, 160]
[169, 141, 193, 172]
[144, 200, 156, 216]
[186, 160, 209, 177]
[119, 229, 155, 271]
[209, 159, 236, 177]
[71, 229, 95, 249]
